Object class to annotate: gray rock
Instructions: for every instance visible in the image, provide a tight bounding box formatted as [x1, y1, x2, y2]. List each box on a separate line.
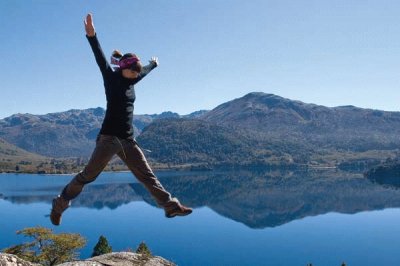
[0, 253, 40, 266]
[0, 252, 175, 266]
[57, 252, 175, 266]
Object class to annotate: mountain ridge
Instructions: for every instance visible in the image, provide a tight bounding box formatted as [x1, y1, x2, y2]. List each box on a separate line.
[1, 92, 398, 168]
[0, 108, 192, 157]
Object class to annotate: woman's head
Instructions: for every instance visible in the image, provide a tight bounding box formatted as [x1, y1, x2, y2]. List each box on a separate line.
[111, 50, 142, 79]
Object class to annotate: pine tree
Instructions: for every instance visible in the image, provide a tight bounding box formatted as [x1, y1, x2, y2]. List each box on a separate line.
[91, 235, 112, 257]
[136, 241, 152, 257]
[4, 226, 86, 266]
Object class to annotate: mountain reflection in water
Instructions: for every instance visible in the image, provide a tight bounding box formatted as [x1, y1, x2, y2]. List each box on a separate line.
[1, 169, 400, 229]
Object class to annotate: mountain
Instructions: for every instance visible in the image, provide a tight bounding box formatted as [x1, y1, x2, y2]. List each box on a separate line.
[0, 137, 99, 174]
[137, 92, 400, 168]
[0, 108, 180, 158]
[202, 92, 400, 151]
[0, 137, 46, 160]
[0, 137, 48, 172]
[182, 110, 209, 119]
[0, 108, 104, 157]
[136, 118, 280, 167]
[138, 117, 318, 168]
[1, 92, 399, 168]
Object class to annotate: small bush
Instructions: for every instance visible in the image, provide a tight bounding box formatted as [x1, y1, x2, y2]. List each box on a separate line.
[92, 235, 112, 257]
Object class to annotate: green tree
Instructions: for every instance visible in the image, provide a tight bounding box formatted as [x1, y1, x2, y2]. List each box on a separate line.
[91, 235, 112, 257]
[3, 226, 86, 266]
[136, 241, 152, 257]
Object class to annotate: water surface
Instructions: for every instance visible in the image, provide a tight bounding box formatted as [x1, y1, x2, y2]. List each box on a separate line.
[1, 169, 400, 265]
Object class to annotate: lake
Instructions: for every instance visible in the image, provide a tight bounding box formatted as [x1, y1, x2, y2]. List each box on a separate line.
[1, 169, 400, 266]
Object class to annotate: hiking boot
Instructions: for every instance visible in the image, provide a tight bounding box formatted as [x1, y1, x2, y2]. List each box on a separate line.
[50, 196, 70, 226]
[164, 198, 193, 218]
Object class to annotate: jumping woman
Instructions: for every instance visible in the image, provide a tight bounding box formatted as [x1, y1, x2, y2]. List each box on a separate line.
[50, 13, 192, 226]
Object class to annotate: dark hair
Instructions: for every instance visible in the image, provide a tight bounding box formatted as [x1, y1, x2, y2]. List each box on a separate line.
[123, 53, 142, 73]
[113, 50, 142, 72]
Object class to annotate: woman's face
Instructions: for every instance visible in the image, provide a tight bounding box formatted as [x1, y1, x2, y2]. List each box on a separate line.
[121, 69, 140, 79]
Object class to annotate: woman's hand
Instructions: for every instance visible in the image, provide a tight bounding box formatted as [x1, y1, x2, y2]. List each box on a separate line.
[84, 13, 96, 37]
[150, 57, 159, 67]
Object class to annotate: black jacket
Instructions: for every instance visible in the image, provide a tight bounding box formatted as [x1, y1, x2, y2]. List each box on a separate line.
[87, 34, 157, 139]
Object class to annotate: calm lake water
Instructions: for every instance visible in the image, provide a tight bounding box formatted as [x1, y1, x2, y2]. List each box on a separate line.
[1, 169, 400, 266]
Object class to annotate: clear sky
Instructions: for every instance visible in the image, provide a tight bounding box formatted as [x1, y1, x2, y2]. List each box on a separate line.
[0, 0, 399, 119]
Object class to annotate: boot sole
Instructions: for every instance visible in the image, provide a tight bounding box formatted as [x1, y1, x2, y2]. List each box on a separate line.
[165, 209, 193, 218]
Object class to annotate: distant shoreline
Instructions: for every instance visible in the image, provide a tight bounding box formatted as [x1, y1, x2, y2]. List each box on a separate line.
[1, 164, 368, 176]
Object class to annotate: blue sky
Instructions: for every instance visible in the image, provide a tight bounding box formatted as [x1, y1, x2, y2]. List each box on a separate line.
[0, 0, 399, 118]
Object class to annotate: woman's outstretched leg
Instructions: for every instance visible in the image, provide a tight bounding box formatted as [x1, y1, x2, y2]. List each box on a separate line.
[117, 138, 192, 218]
[50, 135, 120, 225]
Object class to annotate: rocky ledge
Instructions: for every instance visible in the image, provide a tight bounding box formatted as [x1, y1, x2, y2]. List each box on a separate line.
[0, 252, 175, 266]
[0, 253, 40, 266]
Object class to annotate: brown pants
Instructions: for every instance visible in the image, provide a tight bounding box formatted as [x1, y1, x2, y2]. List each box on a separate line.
[61, 134, 174, 208]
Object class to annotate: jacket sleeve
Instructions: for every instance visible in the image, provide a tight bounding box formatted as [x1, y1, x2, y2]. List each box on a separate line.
[134, 61, 158, 84]
[86, 34, 113, 79]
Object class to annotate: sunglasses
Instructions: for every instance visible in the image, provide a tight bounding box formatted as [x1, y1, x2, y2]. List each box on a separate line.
[118, 57, 140, 70]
